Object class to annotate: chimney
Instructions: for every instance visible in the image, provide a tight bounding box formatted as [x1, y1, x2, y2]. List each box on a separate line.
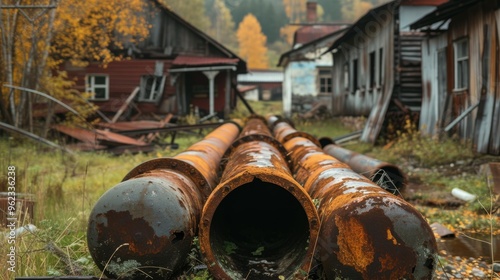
[306, 1, 317, 23]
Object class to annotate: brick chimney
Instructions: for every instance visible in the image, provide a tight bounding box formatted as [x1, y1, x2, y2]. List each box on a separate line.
[306, 1, 317, 23]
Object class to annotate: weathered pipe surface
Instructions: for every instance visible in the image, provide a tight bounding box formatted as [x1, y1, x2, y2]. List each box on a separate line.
[322, 144, 407, 194]
[87, 122, 240, 279]
[199, 116, 320, 280]
[270, 119, 437, 280]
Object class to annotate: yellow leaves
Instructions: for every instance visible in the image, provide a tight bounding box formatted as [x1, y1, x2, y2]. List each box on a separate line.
[52, 0, 150, 66]
[282, 0, 307, 23]
[236, 14, 269, 69]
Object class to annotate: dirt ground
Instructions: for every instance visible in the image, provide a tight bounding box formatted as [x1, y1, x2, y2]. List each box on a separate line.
[398, 158, 500, 279]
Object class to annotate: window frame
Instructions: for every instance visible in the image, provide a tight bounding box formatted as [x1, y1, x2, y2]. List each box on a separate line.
[86, 74, 109, 101]
[139, 75, 166, 102]
[453, 38, 469, 91]
[317, 67, 332, 96]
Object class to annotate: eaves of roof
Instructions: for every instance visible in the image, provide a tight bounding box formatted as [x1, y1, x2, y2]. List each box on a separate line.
[277, 27, 349, 67]
[410, 0, 480, 29]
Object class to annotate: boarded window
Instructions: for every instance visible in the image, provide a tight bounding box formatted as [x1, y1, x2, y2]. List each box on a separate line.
[343, 63, 349, 90]
[139, 75, 166, 102]
[352, 58, 358, 93]
[369, 51, 376, 88]
[318, 68, 332, 95]
[86, 74, 109, 100]
[454, 38, 468, 90]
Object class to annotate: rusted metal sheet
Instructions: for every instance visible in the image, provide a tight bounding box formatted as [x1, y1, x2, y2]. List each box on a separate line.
[323, 144, 407, 193]
[269, 118, 437, 280]
[96, 120, 171, 132]
[199, 116, 319, 280]
[87, 122, 240, 279]
[480, 162, 500, 195]
[53, 125, 148, 147]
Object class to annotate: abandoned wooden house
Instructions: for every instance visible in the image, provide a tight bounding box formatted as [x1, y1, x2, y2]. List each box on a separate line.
[278, 1, 349, 117]
[64, 0, 247, 121]
[326, 0, 447, 143]
[411, 0, 500, 155]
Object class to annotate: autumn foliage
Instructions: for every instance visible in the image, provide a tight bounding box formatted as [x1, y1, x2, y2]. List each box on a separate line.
[236, 14, 269, 69]
[0, 0, 150, 131]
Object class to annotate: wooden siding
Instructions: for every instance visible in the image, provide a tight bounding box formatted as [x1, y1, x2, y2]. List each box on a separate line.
[331, 8, 395, 117]
[418, 0, 500, 155]
[420, 32, 448, 135]
[135, 1, 230, 58]
[67, 59, 175, 114]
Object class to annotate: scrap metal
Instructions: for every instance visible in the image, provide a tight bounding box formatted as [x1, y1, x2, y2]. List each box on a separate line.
[322, 144, 407, 194]
[269, 117, 437, 280]
[198, 116, 319, 280]
[87, 122, 240, 279]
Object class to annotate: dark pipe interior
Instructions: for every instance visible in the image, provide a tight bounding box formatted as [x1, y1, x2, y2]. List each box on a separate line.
[372, 166, 405, 194]
[318, 137, 334, 148]
[210, 179, 310, 280]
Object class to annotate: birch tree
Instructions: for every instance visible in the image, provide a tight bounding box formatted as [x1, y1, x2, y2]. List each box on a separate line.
[0, 0, 149, 134]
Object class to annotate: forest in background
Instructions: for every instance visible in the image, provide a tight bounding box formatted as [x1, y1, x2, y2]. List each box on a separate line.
[163, 0, 391, 69]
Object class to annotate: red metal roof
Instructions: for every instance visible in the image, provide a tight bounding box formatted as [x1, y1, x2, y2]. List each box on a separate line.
[172, 55, 239, 67]
[402, 0, 448, 5]
[294, 24, 347, 46]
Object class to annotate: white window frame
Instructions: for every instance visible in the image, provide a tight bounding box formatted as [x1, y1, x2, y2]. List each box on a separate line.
[453, 38, 469, 91]
[139, 75, 166, 102]
[86, 74, 109, 100]
[318, 68, 332, 96]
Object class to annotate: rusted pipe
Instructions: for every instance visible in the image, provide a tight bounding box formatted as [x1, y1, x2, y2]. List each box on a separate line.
[87, 122, 240, 279]
[269, 119, 437, 280]
[322, 144, 407, 194]
[199, 116, 320, 280]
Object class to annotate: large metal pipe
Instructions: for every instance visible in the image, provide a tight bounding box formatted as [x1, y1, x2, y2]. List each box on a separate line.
[199, 116, 320, 280]
[322, 144, 407, 194]
[87, 122, 240, 279]
[269, 119, 437, 280]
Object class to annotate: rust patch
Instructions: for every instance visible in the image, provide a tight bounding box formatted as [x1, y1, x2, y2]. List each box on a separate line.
[96, 210, 169, 255]
[335, 215, 375, 274]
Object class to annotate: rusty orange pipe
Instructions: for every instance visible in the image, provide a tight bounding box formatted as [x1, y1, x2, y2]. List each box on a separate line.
[269, 118, 437, 280]
[199, 116, 320, 280]
[87, 122, 240, 279]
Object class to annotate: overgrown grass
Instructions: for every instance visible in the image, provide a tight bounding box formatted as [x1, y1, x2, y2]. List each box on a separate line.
[0, 133, 205, 280]
[1, 101, 499, 279]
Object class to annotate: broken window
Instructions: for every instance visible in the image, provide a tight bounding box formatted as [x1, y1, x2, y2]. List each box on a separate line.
[379, 47, 384, 86]
[86, 74, 109, 100]
[318, 68, 332, 95]
[139, 75, 166, 102]
[454, 38, 468, 90]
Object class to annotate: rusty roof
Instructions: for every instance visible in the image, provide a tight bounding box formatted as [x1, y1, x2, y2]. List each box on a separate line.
[294, 24, 347, 46]
[172, 55, 240, 67]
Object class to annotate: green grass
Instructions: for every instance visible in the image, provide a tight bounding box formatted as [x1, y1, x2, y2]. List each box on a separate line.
[1, 101, 499, 279]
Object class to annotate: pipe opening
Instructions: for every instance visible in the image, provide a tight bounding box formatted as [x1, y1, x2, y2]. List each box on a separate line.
[210, 179, 310, 279]
[372, 166, 405, 194]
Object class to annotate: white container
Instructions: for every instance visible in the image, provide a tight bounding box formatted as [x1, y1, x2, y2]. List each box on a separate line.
[451, 188, 477, 202]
